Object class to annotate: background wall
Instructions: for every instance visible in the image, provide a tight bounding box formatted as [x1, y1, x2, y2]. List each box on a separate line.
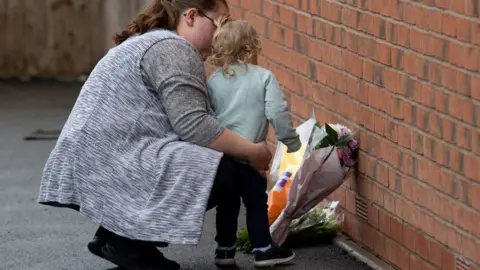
[226, 0, 480, 269]
[0, 0, 149, 78]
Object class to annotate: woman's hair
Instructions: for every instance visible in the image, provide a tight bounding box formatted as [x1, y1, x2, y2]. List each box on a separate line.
[210, 19, 262, 77]
[113, 0, 225, 45]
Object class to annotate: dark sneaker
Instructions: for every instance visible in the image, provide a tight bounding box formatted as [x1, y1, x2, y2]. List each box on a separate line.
[101, 240, 180, 270]
[215, 248, 236, 268]
[254, 246, 295, 268]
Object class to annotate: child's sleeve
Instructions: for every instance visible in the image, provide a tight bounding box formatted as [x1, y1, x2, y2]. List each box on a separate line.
[264, 71, 301, 153]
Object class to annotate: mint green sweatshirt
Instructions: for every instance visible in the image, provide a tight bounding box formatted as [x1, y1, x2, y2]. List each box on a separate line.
[207, 64, 301, 153]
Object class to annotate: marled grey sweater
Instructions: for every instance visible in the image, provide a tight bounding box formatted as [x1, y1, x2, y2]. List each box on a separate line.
[38, 29, 224, 244]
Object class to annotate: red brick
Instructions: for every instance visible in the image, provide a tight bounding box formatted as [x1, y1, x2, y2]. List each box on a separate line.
[385, 238, 409, 267]
[374, 230, 387, 258]
[343, 212, 361, 241]
[374, 114, 387, 137]
[281, 0, 300, 10]
[289, 94, 310, 119]
[442, 249, 455, 270]
[430, 219, 448, 246]
[403, 223, 417, 251]
[296, 12, 313, 35]
[461, 235, 478, 264]
[244, 13, 267, 36]
[450, 0, 466, 14]
[345, 189, 356, 214]
[403, 2, 424, 27]
[368, 204, 379, 228]
[262, 1, 281, 22]
[341, 6, 359, 29]
[319, 0, 342, 23]
[278, 5, 296, 28]
[361, 223, 376, 250]
[343, 51, 363, 77]
[396, 23, 411, 47]
[376, 162, 389, 187]
[398, 245, 412, 270]
[379, 209, 391, 235]
[357, 175, 373, 199]
[389, 216, 403, 242]
[448, 94, 466, 120]
[442, 13, 458, 37]
[240, 0, 262, 13]
[372, 182, 385, 206]
[229, 6, 244, 19]
[473, 23, 480, 46]
[457, 17, 473, 43]
[415, 233, 430, 260]
[447, 227, 463, 251]
[427, 9, 443, 33]
[428, 239, 444, 268]
[465, 154, 480, 181]
[384, 190, 396, 214]
[410, 253, 425, 270]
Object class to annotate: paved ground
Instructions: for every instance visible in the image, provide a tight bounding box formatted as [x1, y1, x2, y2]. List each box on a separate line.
[0, 81, 372, 270]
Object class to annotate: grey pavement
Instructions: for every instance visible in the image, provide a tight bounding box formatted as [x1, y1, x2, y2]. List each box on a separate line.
[0, 81, 371, 270]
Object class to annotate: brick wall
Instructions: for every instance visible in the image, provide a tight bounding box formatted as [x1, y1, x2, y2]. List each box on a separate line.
[225, 0, 480, 269]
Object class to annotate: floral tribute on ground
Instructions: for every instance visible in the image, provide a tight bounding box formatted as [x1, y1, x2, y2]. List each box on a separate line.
[236, 118, 359, 253]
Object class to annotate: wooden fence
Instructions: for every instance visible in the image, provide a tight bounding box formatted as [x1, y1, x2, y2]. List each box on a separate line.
[0, 0, 149, 78]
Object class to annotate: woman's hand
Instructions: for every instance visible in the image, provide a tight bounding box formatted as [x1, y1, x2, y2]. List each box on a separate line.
[208, 129, 272, 170]
[247, 142, 272, 171]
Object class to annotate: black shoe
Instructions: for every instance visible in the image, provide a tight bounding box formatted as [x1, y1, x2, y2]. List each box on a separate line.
[253, 246, 295, 268]
[88, 236, 106, 259]
[101, 240, 180, 270]
[214, 248, 236, 268]
[88, 226, 114, 259]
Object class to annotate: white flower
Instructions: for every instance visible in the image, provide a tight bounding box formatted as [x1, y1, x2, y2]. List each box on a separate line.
[328, 124, 352, 139]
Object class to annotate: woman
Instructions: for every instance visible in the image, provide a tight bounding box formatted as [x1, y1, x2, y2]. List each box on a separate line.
[37, 0, 293, 269]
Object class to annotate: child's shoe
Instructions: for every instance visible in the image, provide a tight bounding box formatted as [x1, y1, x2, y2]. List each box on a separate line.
[253, 246, 295, 268]
[215, 248, 236, 268]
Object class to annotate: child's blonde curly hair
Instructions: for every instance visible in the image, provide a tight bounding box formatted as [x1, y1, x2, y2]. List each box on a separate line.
[210, 17, 262, 77]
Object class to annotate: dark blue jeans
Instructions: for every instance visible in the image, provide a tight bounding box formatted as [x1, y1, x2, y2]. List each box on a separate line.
[207, 157, 272, 249]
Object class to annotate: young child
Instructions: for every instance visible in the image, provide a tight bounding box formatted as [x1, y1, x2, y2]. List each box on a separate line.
[208, 18, 301, 268]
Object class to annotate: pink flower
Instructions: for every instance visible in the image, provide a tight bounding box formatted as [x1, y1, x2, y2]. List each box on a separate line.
[348, 139, 358, 150]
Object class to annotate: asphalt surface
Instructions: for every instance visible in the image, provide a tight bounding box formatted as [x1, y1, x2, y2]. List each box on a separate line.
[0, 81, 372, 270]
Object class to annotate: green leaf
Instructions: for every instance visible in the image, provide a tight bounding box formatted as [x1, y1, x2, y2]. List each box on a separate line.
[335, 130, 358, 147]
[236, 227, 253, 253]
[317, 136, 334, 148]
[325, 124, 339, 143]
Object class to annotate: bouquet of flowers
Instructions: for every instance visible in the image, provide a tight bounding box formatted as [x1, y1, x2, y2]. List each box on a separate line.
[236, 118, 359, 250]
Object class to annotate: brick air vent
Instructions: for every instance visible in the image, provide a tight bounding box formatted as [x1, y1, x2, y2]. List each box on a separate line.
[355, 197, 368, 222]
[455, 256, 470, 270]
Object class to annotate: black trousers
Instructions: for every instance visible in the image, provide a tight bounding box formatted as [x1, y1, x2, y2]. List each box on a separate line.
[207, 156, 271, 249]
[93, 156, 272, 250]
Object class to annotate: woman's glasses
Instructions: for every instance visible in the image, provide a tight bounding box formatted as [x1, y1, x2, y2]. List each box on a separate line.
[197, 9, 215, 24]
[182, 9, 215, 25]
